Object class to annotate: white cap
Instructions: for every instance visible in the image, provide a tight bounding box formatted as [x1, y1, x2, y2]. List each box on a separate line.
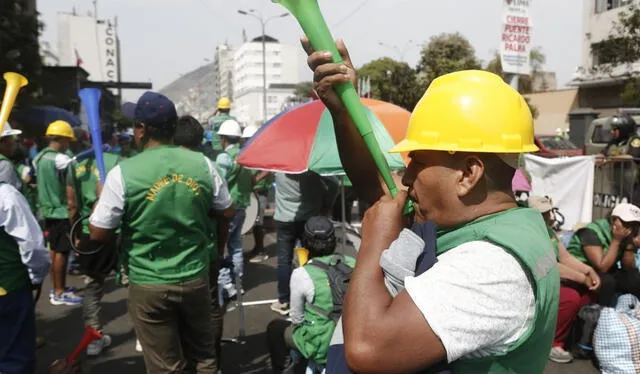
[217, 120, 242, 137]
[612, 203, 640, 223]
[528, 196, 554, 213]
[242, 125, 259, 139]
[1, 122, 22, 138]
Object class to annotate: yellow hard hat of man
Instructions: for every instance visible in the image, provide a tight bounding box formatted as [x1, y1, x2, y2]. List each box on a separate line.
[217, 97, 231, 110]
[46, 120, 77, 140]
[390, 70, 538, 156]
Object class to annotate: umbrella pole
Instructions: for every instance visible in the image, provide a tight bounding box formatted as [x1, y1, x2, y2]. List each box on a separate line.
[341, 177, 347, 249]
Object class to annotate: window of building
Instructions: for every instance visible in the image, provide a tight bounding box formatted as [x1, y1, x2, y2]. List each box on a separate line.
[595, 0, 633, 14]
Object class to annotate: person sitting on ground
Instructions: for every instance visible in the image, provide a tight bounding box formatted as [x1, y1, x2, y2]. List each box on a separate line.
[267, 216, 355, 373]
[567, 203, 640, 307]
[528, 196, 601, 364]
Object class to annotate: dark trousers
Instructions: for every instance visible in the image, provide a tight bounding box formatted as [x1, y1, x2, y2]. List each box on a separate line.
[276, 221, 306, 303]
[128, 275, 216, 374]
[598, 268, 640, 307]
[267, 319, 307, 374]
[0, 288, 36, 374]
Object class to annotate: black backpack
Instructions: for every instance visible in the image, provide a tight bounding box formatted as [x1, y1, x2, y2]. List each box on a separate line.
[307, 254, 354, 322]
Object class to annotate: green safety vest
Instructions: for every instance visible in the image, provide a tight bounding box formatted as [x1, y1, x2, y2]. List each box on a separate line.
[34, 147, 69, 219]
[0, 184, 30, 294]
[209, 113, 237, 152]
[436, 208, 559, 374]
[68, 152, 120, 234]
[292, 254, 356, 364]
[567, 219, 612, 265]
[118, 146, 214, 285]
[224, 144, 253, 208]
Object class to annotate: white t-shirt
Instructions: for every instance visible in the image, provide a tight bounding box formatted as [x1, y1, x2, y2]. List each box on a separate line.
[404, 241, 535, 363]
[90, 156, 232, 229]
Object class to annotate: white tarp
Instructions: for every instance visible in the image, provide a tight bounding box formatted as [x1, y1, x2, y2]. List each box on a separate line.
[524, 154, 595, 231]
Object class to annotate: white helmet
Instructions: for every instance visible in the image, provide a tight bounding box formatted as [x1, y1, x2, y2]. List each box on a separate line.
[1, 122, 22, 138]
[242, 125, 259, 139]
[217, 119, 242, 137]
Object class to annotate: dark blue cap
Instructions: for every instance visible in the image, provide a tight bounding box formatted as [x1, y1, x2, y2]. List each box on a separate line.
[134, 91, 177, 127]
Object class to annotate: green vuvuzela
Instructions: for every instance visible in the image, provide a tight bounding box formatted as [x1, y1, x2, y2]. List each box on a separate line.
[272, 0, 413, 213]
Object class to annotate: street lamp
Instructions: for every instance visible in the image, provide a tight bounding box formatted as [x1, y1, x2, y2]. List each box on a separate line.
[378, 40, 416, 62]
[238, 9, 289, 123]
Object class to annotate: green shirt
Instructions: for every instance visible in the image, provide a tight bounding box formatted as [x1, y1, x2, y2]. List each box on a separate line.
[118, 146, 215, 285]
[67, 152, 120, 234]
[436, 208, 559, 374]
[34, 147, 69, 219]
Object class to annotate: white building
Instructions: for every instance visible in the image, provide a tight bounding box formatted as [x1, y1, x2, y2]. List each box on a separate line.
[56, 12, 119, 83]
[233, 35, 302, 126]
[571, 0, 636, 86]
[214, 43, 237, 102]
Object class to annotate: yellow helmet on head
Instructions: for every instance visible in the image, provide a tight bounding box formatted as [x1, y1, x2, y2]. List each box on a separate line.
[217, 97, 231, 110]
[46, 120, 77, 140]
[389, 70, 538, 155]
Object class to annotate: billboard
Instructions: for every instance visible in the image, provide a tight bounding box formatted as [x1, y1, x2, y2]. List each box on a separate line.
[57, 13, 119, 83]
[500, 0, 532, 75]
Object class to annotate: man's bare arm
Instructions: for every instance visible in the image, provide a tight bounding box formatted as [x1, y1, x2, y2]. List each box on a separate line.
[301, 37, 385, 206]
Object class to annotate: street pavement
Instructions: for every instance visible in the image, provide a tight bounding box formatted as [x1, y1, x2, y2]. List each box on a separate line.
[34, 229, 599, 373]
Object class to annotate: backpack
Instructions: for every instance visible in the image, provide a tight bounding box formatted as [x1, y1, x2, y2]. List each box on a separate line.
[307, 254, 354, 322]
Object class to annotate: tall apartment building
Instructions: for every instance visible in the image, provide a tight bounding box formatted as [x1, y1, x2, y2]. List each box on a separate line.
[232, 35, 301, 126]
[214, 43, 237, 102]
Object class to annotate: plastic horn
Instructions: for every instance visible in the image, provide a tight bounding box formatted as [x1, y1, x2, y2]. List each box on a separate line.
[78, 88, 106, 183]
[0, 72, 29, 136]
[66, 326, 103, 362]
[272, 1, 400, 197]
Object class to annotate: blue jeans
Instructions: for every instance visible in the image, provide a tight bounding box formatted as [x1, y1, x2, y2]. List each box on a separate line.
[276, 220, 306, 303]
[0, 288, 36, 374]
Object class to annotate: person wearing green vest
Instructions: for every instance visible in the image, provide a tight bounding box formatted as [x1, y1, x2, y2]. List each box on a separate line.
[85, 92, 234, 373]
[241, 125, 273, 263]
[0, 182, 50, 374]
[528, 196, 601, 364]
[34, 120, 83, 306]
[174, 114, 229, 365]
[267, 216, 354, 373]
[566, 203, 640, 308]
[306, 39, 559, 373]
[65, 125, 121, 357]
[0, 122, 24, 190]
[215, 119, 253, 297]
[206, 97, 238, 158]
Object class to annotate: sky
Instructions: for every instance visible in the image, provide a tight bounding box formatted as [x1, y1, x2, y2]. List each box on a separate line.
[38, 0, 584, 102]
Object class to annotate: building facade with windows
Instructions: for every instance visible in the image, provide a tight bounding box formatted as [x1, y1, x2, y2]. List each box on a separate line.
[232, 35, 301, 126]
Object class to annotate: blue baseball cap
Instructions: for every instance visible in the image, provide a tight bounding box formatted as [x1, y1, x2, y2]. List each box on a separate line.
[134, 91, 177, 127]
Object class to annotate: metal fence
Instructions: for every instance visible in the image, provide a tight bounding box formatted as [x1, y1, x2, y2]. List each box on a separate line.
[592, 157, 640, 220]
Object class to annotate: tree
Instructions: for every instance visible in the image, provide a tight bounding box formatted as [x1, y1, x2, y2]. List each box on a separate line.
[417, 32, 481, 86]
[484, 47, 547, 94]
[0, 1, 43, 108]
[590, 4, 640, 105]
[293, 81, 314, 100]
[358, 57, 422, 110]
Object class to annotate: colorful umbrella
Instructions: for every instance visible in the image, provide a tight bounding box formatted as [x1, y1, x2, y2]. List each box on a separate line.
[238, 99, 405, 176]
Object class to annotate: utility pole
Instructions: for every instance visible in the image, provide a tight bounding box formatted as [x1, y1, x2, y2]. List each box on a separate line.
[238, 9, 289, 124]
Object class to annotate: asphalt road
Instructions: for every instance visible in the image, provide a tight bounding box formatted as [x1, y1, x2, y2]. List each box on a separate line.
[34, 230, 600, 374]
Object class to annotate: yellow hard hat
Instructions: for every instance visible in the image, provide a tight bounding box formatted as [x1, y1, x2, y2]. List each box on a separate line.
[46, 120, 77, 140]
[389, 70, 538, 155]
[217, 97, 231, 110]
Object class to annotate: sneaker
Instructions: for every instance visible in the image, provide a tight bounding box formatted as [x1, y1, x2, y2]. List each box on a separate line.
[270, 301, 290, 316]
[549, 347, 573, 363]
[87, 334, 112, 356]
[135, 339, 143, 352]
[50, 290, 83, 306]
[249, 252, 269, 263]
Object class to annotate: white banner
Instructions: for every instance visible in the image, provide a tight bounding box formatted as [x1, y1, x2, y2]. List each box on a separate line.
[500, 0, 532, 75]
[524, 154, 595, 231]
